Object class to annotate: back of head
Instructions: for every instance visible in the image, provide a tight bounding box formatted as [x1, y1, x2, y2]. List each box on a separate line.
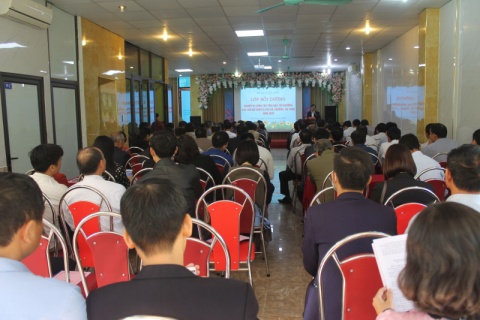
[240, 132, 255, 142]
[176, 135, 199, 164]
[211, 125, 221, 134]
[29, 144, 64, 173]
[334, 147, 373, 190]
[351, 129, 366, 145]
[224, 122, 233, 130]
[361, 119, 369, 126]
[383, 144, 416, 179]
[472, 129, 480, 145]
[236, 124, 248, 137]
[375, 123, 386, 133]
[425, 123, 434, 136]
[185, 123, 195, 133]
[175, 127, 186, 137]
[0, 173, 43, 247]
[314, 128, 330, 140]
[93, 135, 115, 170]
[212, 131, 229, 148]
[195, 127, 207, 138]
[343, 120, 352, 128]
[178, 121, 187, 128]
[245, 121, 257, 131]
[235, 140, 259, 165]
[430, 123, 448, 138]
[111, 131, 125, 145]
[447, 144, 480, 192]
[352, 119, 361, 127]
[297, 119, 307, 131]
[385, 122, 398, 131]
[400, 202, 480, 318]
[299, 129, 312, 144]
[399, 133, 420, 151]
[387, 127, 401, 141]
[150, 131, 178, 159]
[77, 147, 104, 175]
[314, 139, 332, 155]
[120, 178, 187, 255]
[330, 127, 344, 142]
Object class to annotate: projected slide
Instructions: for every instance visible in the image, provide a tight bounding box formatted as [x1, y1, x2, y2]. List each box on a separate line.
[238, 87, 298, 132]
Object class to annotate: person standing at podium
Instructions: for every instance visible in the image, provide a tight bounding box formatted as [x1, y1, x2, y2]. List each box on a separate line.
[305, 104, 320, 122]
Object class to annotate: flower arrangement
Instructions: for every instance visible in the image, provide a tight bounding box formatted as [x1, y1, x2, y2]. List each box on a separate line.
[195, 72, 345, 109]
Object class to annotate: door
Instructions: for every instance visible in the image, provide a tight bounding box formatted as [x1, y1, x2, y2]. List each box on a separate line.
[1, 73, 46, 173]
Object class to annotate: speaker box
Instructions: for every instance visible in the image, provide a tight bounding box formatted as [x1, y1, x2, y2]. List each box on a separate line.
[190, 116, 201, 127]
[325, 106, 338, 123]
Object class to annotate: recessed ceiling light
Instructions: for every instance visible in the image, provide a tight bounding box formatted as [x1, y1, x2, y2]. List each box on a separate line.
[278, 59, 282, 63]
[188, 48, 193, 57]
[334, 58, 338, 62]
[388, 58, 393, 61]
[222, 61, 227, 65]
[365, 20, 371, 35]
[247, 52, 268, 56]
[264, 66, 272, 70]
[129, 66, 134, 69]
[414, 45, 419, 49]
[62, 61, 74, 65]
[346, 47, 350, 50]
[235, 30, 264, 37]
[103, 70, 125, 76]
[119, 5, 126, 12]
[175, 69, 193, 72]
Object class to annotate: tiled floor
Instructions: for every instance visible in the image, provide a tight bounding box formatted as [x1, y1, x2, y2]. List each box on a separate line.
[230, 148, 312, 319]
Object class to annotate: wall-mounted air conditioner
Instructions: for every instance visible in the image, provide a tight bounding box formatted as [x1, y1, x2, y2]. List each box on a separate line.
[0, 0, 53, 29]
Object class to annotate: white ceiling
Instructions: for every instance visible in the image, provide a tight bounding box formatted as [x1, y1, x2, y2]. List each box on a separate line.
[49, 0, 450, 77]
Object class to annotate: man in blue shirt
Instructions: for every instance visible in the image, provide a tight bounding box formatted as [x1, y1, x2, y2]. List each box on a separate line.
[203, 131, 234, 167]
[0, 173, 86, 320]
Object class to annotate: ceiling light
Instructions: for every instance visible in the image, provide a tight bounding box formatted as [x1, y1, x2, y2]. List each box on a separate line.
[327, 68, 331, 74]
[119, 5, 126, 12]
[247, 52, 268, 57]
[365, 20, 371, 35]
[62, 61, 74, 65]
[234, 71, 241, 77]
[264, 66, 272, 70]
[222, 61, 227, 65]
[346, 47, 350, 50]
[162, 29, 168, 41]
[188, 48, 193, 57]
[235, 30, 264, 37]
[278, 59, 282, 63]
[82, 38, 87, 46]
[118, 54, 123, 60]
[175, 69, 193, 72]
[0, 42, 26, 49]
[388, 58, 393, 61]
[334, 58, 338, 62]
[129, 66, 134, 69]
[103, 70, 125, 76]
[414, 45, 419, 49]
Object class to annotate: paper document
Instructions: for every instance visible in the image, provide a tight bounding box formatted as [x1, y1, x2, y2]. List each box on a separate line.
[372, 234, 414, 312]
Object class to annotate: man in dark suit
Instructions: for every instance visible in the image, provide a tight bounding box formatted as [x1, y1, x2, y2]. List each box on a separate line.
[86, 178, 259, 320]
[306, 104, 321, 121]
[302, 147, 397, 320]
[140, 130, 202, 216]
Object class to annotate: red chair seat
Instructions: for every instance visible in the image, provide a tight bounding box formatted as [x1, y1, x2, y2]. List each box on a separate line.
[425, 179, 447, 201]
[395, 203, 426, 234]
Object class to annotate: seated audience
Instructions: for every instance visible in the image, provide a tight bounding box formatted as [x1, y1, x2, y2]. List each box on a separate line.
[342, 120, 354, 141]
[0, 173, 86, 319]
[86, 178, 259, 320]
[378, 127, 401, 162]
[185, 122, 196, 138]
[176, 135, 222, 186]
[445, 144, 480, 212]
[371, 144, 435, 206]
[111, 131, 130, 168]
[472, 128, 480, 145]
[373, 123, 388, 147]
[202, 131, 234, 167]
[289, 119, 307, 150]
[330, 126, 344, 152]
[140, 131, 202, 217]
[420, 122, 435, 150]
[63, 147, 125, 233]
[29, 144, 68, 229]
[421, 123, 459, 161]
[373, 202, 480, 320]
[194, 126, 213, 151]
[303, 147, 396, 320]
[399, 133, 444, 181]
[93, 136, 129, 189]
[306, 139, 335, 203]
[224, 121, 237, 139]
[279, 129, 311, 204]
[358, 125, 378, 151]
[150, 113, 164, 132]
[304, 127, 330, 159]
[361, 119, 375, 136]
[239, 133, 275, 180]
[350, 128, 378, 162]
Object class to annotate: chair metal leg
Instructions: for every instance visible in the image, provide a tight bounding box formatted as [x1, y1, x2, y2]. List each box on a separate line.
[292, 180, 298, 212]
[260, 231, 270, 276]
[247, 259, 253, 288]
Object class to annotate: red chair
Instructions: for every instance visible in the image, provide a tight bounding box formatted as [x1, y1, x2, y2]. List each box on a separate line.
[210, 154, 231, 174]
[223, 166, 270, 276]
[317, 232, 389, 320]
[184, 218, 230, 278]
[383, 186, 440, 206]
[415, 167, 447, 200]
[302, 176, 317, 216]
[367, 174, 385, 200]
[22, 219, 70, 280]
[432, 152, 449, 165]
[292, 148, 307, 212]
[126, 146, 144, 155]
[394, 203, 427, 234]
[73, 212, 130, 296]
[195, 185, 256, 286]
[130, 167, 153, 186]
[59, 186, 113, 268]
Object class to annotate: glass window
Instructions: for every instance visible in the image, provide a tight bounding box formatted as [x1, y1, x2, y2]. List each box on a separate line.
[140, 49, 150, 78]
[180, 89, 191, 121]
[179, 76, 190, 88]
[125, 42, 139, 76]
[151, 54, 164, 81]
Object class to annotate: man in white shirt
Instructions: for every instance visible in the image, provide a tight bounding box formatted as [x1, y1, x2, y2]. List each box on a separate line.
[224, 121, 237, 139]
[62, 147, 125, 233]
[422, 123, 459, 162]
[372, 123, 388, 149]
[399, 134, 444, 181]
[445, 145, 480, 212]
[0, 173, 86, 319]
[279, 130, 310, 204]
[378, 127, 401, 162]
[29, 144, 68, 231]
[342, 120, 355, 142]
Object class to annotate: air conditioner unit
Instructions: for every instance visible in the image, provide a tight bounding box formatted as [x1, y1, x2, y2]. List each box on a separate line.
[0, 0, 53, 29]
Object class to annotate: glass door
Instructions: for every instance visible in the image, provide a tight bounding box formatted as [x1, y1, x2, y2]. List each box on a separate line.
[1, 73, 46, 173]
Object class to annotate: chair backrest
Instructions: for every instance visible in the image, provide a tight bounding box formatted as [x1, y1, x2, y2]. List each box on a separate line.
[303, 175, 317, 213]
[195, 185, 255, 272]
[414, 167, 446, 180]
[196, 167, 215, 192]
[126, 146, 144, 154]
[432, 152, 449, 161]
[22, 219, 70, 282]
[309, 186, 335, 207]
[59, 186, 112, 267]
[302, 153, 316, 178]
[210, 154, 231, 174]
[130, 167, 153, 186]
[73, 212, 129, 296]
[292, 147, 307, 177]
[383, 186, 440, 207]
[25, 169, 35, 175]
[255, 139, 265, 147]
[256, 157, 268, 172]
[184, 218, 230, 278]
[394, 203, 427, 234]
[321, 171, 334, 190]
[103, 170, 116, 182]
[317, 232, 389, 320]
[125, 154, 150, 170]
[368, 152, 381, 167]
